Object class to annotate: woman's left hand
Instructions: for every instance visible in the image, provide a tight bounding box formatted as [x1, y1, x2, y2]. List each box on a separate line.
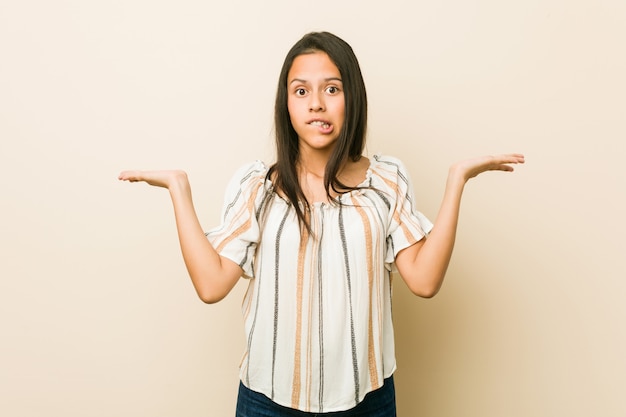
[450, 153, 525, 183]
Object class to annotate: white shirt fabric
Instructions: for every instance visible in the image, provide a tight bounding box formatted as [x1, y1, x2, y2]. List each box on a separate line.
[206, 155, 433, 413]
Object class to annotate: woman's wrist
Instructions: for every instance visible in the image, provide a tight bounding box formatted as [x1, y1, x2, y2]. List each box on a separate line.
[447, 164, 469, 188]
[168, 171, 191, 197]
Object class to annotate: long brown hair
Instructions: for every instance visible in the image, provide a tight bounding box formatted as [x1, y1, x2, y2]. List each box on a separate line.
[267, 32, 368, 231]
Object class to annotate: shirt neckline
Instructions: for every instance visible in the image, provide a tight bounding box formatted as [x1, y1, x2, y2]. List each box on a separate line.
[263, 156, 376, 206]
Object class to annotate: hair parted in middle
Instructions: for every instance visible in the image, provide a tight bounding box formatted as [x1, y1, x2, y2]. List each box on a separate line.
[268, 31, 368, 231]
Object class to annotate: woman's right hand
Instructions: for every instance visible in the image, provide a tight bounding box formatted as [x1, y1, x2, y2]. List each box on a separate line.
[118, 170, 189, 190]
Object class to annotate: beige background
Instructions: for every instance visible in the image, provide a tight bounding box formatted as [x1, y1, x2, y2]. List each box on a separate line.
[1, 0, 625, 416]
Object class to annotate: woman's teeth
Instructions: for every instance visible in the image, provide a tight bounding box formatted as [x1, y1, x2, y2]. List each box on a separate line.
[310, 121, 330, 128]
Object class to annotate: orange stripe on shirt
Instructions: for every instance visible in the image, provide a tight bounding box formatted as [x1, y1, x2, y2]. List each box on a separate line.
[291, 220, 309, 408]
[352, 196, 379, 390]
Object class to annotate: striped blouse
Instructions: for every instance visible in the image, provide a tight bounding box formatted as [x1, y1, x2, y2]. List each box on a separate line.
[206, 155, 433, 413]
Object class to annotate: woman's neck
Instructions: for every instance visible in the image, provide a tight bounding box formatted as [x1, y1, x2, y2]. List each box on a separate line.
[295, 153, 369, 203]
[296, 148, 333, 178]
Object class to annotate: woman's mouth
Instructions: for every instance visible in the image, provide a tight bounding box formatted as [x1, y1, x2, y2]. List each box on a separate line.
[309, 120, 333, 133]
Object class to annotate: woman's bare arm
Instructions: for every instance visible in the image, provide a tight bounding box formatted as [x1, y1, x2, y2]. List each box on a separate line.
[119, 170, 242, 303]
[395, 153, 524, 298]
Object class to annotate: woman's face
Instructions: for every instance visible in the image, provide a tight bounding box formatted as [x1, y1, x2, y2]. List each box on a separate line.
[286, 52, 345, 156]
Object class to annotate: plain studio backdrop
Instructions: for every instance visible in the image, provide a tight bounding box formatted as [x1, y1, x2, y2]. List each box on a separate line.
[1, 1, 624, 416]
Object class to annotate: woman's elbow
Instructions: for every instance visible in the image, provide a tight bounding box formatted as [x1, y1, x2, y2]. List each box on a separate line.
[413, 287, 439, 299]
[191, 267, 241, 304]
[406, 280, 441, 299]
[195, 286, 229, 304]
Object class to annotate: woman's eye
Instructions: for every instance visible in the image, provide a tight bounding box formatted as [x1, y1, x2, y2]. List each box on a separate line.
[326, 86, 339, 94]
[295, 88, 307, 96]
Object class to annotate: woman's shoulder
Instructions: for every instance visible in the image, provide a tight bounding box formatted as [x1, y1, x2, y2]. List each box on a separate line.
[370, 154, 408, 169]
[231, 160, 269, 179]
[368, 154, 412, 181]
[364, 154, 420, 200]
[223, 160, 272, 197]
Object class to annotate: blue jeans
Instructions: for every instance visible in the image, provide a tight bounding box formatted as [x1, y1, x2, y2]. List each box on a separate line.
[235, 376, 396, 416]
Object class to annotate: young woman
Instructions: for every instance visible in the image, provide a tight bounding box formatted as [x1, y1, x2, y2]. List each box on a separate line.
[119, 32, 524, 416]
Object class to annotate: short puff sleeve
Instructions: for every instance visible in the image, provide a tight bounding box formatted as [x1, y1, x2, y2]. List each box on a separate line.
[205, 161, 268, 278]
[381, 156, 434, 265]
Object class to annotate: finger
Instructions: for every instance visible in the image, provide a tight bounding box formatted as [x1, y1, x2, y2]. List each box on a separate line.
[502, 153, 525, 163]
[498, 165, 515, 172]
[118, 170, 142, 181]
[490, 155, 524, 167]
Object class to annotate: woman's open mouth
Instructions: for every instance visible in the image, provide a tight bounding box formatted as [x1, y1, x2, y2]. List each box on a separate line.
[309, 120, 333, 133]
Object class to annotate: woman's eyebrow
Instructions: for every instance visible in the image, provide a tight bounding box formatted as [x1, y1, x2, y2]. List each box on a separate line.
[288, 77, 343, 86]
[289, 78, 307, 86]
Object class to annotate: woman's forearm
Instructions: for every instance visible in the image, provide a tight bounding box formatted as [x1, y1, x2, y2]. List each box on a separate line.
[413, 169, 465, 296]
[119, 169, 243, 302]
[167, 175, 242, 303]
[396, 154, 524, 298]
[398, 168, 465, 297]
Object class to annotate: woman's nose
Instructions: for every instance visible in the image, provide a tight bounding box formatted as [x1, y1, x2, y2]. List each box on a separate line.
[309, 92, 325, 111]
